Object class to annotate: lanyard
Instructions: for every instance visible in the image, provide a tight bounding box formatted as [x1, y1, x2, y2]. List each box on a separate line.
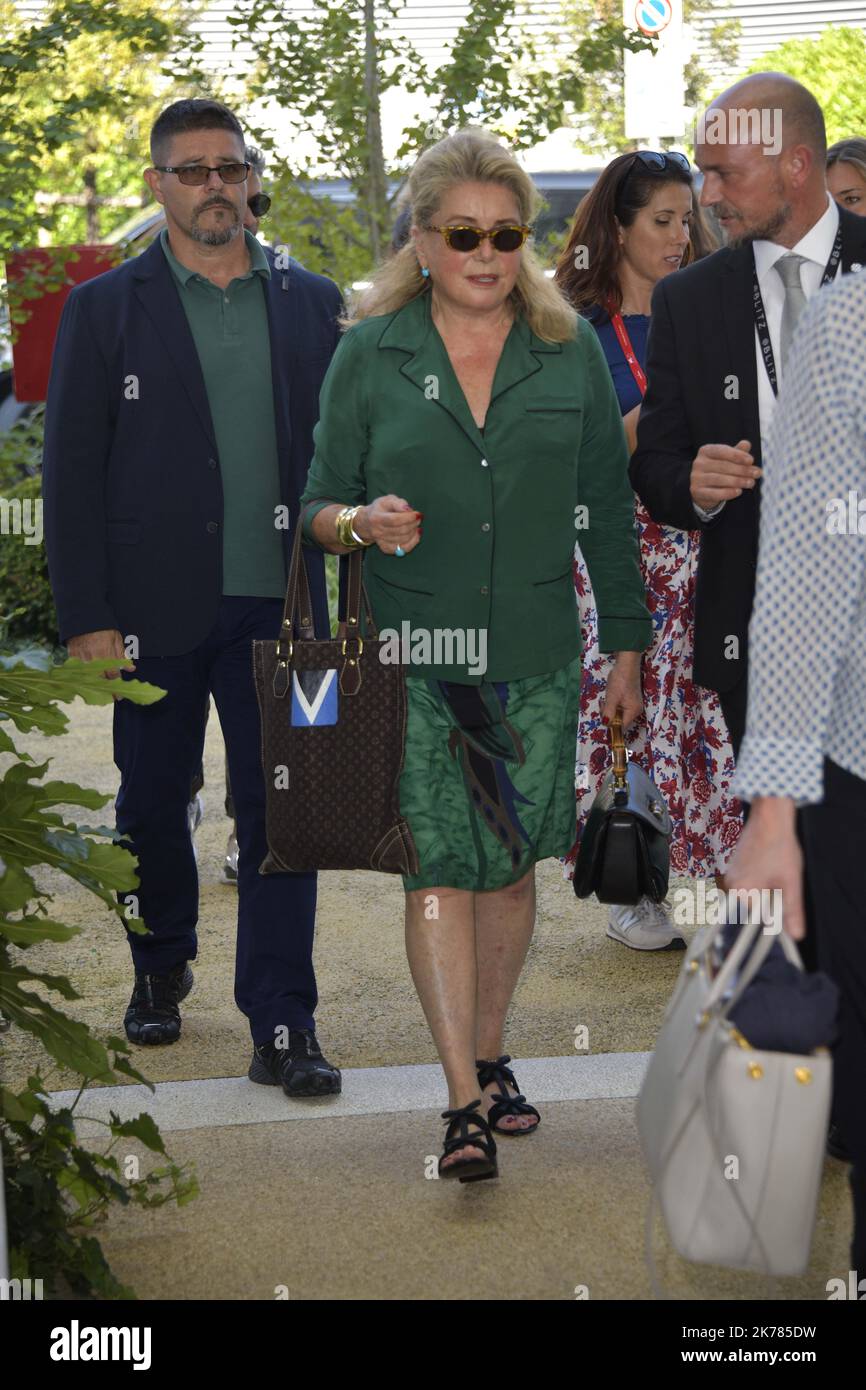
[752, 228, 843, 396]
[605, 296, 647, 397]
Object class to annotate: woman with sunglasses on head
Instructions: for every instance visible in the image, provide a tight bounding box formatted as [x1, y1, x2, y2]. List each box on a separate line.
[555, 152, 742, 951]
[299, 127, 651, 1183]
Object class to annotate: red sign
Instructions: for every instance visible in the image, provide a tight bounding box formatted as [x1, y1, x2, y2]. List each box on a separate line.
[5, 244, 122, 402]
[634, 0, 673, 36]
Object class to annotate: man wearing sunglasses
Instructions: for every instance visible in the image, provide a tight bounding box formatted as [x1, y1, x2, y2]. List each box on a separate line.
[244, 144, 271, 234]
[42, 98, 344, 1098]
[187, 141, 271, 884]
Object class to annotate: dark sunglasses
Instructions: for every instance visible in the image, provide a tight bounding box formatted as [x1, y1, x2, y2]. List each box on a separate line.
[624, 150, 691, 180]
[426, 223, 532, 253]
[247, 192, 271, 219]
[154, 162, 250, 186]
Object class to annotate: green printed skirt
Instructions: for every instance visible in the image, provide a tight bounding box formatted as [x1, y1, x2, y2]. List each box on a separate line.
[399, 656, 582, 892]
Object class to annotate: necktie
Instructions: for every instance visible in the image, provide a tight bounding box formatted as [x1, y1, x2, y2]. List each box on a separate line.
[774, 252, 808, 370]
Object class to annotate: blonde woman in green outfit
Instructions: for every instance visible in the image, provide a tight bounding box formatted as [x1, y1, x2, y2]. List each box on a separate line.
[301, 128, 652, 1184]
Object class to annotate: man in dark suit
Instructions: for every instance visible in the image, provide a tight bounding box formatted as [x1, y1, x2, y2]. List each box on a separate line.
[42, 99, 343, 1098]
[630, 73, 866, 761]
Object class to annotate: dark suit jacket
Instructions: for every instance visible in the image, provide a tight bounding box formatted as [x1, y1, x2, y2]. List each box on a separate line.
[629, 205, 866, 695]
[42, 237, 343, 654]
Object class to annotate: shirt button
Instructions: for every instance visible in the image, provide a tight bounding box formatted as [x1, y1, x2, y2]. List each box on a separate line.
[207, 458, 217, 469]
[480, 585, 489, 595]
[206, 521, 219, 533]
[481, 522, 490, 532]
[480, 457, 489, 467]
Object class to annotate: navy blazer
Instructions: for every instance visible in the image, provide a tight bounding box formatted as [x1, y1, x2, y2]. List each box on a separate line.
[42, 236, 343, 654]
[630, 204, 866, 695]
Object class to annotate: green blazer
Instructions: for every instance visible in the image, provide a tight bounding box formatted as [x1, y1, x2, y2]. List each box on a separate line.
[301, 288, 651, 683]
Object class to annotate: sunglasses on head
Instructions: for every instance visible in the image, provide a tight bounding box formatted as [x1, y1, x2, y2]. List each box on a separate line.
[247, 192, 271, 219]
[623, 150, 691, 181]
[426, 223, 532, 253]
[154, 162, 251, 186]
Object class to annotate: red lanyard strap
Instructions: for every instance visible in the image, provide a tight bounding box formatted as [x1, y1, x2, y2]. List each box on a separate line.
[606, 296, 647, 397]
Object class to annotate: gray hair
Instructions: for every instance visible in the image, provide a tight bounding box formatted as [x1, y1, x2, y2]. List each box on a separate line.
[245, 145, 266, 177]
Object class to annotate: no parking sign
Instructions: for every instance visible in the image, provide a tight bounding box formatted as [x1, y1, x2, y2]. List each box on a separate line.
[635, 0, 673, 38]
[623, 0, 686, 140]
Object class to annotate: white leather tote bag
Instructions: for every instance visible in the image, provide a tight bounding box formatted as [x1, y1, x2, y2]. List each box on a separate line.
[637, 920, 832, 1276]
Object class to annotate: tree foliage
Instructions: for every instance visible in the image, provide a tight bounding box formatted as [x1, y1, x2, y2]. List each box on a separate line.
[741, 25, 866, 143]
[229, 0, 652, 282]
[0, 0, 211, 356]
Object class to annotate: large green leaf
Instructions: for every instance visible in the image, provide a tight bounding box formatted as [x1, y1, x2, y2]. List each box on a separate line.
[0, 659, 167, 738]
[2, 961, 82, 1001]
[0, 859, 37, 912]
[109, 1112, 166, 1155]
[107, 1045, 156, 1089]
[0, 1085, 41, 1122]
[0, 970, 114, 1078]
[57, 1166, 104, 1211]
[0, 915, 80, 947]
[30, 778, 116, 812]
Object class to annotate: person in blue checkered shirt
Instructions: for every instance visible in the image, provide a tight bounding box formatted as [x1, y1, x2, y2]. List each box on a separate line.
[727, 265, 866, 1281]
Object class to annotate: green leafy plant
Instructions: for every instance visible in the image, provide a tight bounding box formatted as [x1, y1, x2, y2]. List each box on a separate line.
[0, 422, 58, 648]
[0, 404, 43, 490]
[0, 627, 198, 1298]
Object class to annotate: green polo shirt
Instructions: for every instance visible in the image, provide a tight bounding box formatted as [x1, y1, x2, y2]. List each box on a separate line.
[160, 227, 285, 597]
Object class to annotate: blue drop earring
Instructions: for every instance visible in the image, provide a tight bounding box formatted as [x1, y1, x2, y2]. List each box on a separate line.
[420, 266, 430, 278]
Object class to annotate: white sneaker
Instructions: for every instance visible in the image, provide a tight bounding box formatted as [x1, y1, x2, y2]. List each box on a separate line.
[187, 793, 204, 863]
[223, 828, 239, 884]
[606, 897, 686, 951]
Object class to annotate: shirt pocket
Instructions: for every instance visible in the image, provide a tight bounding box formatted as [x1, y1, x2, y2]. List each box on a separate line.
[525, 397, 583, 412]
[522, 398, 583, 459]
[532, 563, 574, 586]
[369, 570, 435, 599]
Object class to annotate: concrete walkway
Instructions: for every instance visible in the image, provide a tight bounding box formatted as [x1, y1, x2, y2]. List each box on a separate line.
[3, 696, 856, 1299]
[74, 1068, 853, 1302]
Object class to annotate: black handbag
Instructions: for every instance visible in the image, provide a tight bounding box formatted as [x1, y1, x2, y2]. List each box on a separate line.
[573, 708, 672, 905]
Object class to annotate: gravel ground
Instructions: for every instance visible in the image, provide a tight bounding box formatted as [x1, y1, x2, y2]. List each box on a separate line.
[2, 693, 694, 1092]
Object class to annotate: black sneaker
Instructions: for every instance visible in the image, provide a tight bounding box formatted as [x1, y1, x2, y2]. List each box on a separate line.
[249, 1030, 341, 1097]
[124, 962, 193, 1045]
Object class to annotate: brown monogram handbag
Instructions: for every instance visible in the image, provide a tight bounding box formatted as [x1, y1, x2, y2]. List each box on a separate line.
[252, 511, 419, 875]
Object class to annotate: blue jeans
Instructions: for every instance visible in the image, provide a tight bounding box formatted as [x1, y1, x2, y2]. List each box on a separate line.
[112, 595, 318, 1044]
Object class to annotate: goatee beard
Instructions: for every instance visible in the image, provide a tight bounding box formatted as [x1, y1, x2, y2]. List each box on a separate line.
[189, 207, 240, 246]
[734, 202, 793, 246]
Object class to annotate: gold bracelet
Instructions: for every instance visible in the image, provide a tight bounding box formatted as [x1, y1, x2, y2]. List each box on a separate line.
[334, 506, 356, 548]
[335, 505, 371, 549]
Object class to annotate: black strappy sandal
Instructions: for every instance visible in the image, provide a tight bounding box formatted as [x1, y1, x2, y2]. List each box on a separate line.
[438, 1098, 498, 1183]
[476, 1054, 541, 1137]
